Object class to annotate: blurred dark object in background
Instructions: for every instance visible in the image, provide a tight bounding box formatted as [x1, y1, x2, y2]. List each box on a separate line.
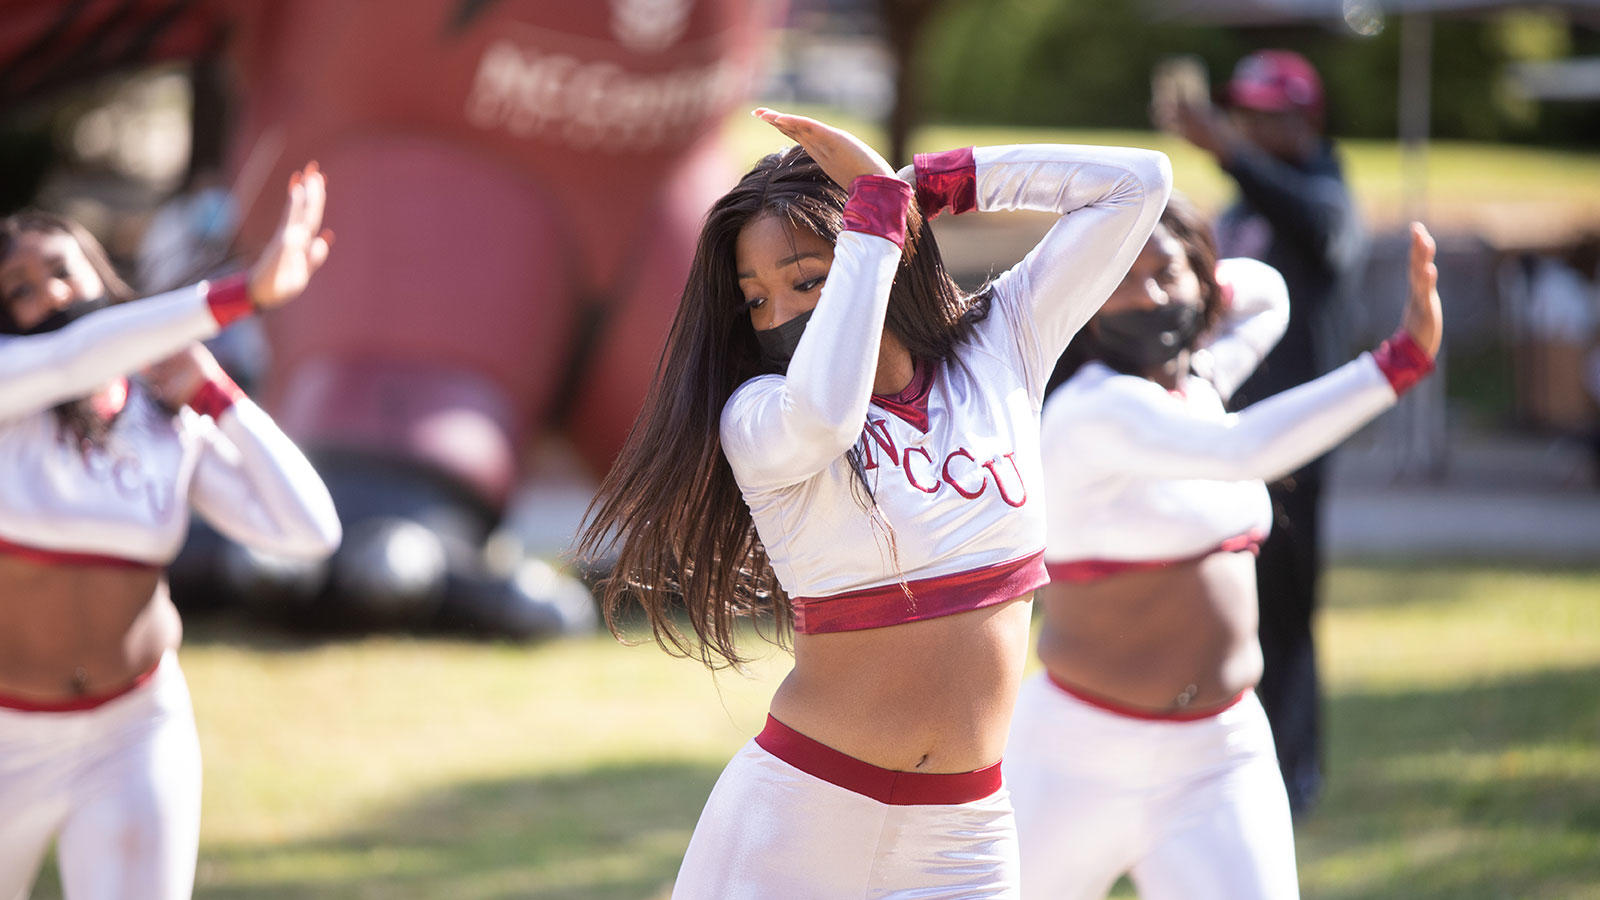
[0, 0, 783, 639]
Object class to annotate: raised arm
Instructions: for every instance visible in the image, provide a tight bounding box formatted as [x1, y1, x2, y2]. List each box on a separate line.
[0, 162, 329, 422]
[1191, 257, 1290, 403]
[909, 144, 1172, 394]
[1056, 224, 1441, 482]
[721, 177, 911, 491]
[0, 280, 251, 421]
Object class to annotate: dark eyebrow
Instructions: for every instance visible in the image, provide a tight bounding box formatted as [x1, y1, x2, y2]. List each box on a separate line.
[736, 251, 827, 281]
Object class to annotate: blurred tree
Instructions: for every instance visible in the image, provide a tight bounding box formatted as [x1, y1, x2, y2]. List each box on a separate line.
[879, 0, 958, 167]
[914, 0, 1595, 145]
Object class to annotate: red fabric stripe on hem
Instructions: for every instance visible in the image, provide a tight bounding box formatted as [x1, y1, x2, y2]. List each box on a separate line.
[1048, 673, 1249, 722]
[912, 147, 977, 219]
[755, 715, 1002, 806]
[0, 660, 161, 713]
[1371, 328, 1434, 396]
[188, 374, 245, 419]
[794, 551, 1047, 634]
[204, 273, 254, 328]
[0, 535, 160, 571]
[1046, 530, 1264, 584]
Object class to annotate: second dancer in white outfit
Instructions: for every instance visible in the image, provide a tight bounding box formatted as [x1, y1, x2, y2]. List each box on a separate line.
[0, 165, 338, 900]
[1005, 199, 1443, 900]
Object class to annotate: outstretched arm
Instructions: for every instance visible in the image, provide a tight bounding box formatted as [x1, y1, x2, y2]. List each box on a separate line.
[0, 163, 330, 422]
[1054, 224, 1440, 482]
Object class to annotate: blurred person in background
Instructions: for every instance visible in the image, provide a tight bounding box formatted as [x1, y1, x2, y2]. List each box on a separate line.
[0, 165, 337, 900]
[1165, 49, 1366, 814]
[579, 110, 1169, 896]
[1007, 202, 1441, 900]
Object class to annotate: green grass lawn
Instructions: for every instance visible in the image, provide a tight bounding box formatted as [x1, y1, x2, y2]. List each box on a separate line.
[25, 564, 1600, 899]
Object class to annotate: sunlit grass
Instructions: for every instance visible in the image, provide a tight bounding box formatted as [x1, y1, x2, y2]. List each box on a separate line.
[24, 564, 1600, 898]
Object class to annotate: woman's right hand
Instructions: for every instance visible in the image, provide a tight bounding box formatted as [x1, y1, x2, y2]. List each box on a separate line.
[1401, 222, 1443, 359]
[248, 162, 332, 310]
[753, 108, 895, 188]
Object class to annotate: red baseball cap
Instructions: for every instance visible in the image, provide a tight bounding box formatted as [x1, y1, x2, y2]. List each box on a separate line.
[1227, 50, 1323, 113]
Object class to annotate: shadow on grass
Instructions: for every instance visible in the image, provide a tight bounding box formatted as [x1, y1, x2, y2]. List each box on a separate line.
[191, 758, 721, 900]
[1304, 664, 1600, 900]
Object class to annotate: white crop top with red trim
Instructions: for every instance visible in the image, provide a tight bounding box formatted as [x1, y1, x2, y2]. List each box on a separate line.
[0, 281, 341, 567]
[720, 145, 1173, 633]
[1040, 257, 1431, 578]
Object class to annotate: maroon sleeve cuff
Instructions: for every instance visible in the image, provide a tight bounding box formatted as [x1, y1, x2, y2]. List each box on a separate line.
[1372, 328, 1435, 396]
[188, 372, 246, 419]
[204, 274, 254, 328]
[912, 147, 977, 220]
[842, 175, 914, 248]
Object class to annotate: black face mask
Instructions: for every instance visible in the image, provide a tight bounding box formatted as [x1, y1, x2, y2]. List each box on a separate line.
[753, 308, 815, 373]
[1092, 303, 1202, 373]
[4, 295, 111, 336]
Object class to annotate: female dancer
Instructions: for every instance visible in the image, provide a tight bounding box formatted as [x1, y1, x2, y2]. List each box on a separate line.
[577, 109, 1169, 897]
[0, 164, 338, 900]
[1006, 200, 1442, 900]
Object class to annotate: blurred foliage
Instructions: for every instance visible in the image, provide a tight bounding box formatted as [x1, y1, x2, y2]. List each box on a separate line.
[918, 1, 1597, 147]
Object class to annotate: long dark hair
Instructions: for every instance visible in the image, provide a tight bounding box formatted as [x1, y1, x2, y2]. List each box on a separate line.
[575, 146, 984, 669]
[0, 211, 138, 447]
[1046, 193, 1224, 394]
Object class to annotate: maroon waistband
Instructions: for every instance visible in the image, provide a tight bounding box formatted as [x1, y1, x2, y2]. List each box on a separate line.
[0, 535, 160, 571]
[1047, 672, 1248, 722]
[0, 659, 162, 713]
[794, 551, 1048, 634]
[1045, 530, 1264, 585]
[755, 715, 1002, 806]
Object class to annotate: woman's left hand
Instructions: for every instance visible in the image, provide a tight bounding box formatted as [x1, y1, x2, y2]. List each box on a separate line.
[753, 108, 894, 188]
[1401, 222, 1443, 359]
[248, 162, 332, 309]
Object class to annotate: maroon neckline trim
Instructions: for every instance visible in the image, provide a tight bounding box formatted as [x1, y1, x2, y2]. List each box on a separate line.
[869, 358, 934, 432]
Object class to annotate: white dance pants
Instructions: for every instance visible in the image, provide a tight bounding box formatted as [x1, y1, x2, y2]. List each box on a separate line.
[0, 654, 201, 900]
[1006, 674, 1298, 900]
[673, 715, 1020, 899]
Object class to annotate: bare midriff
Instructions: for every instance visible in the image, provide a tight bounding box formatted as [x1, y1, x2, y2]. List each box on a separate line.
[0, 555, 179, 702]
[1036, 549, 1261, 716]
[770, 595, 1034, 774]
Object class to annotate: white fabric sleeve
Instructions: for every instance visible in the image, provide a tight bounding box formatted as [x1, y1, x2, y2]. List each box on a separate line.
[1191, 258, 1291, 403]
[0, 285, 220, 422]
[1052, 356, 1399, 484]
[976, 145, 1172, 398]
[188, 399, 341, 559]
[720, 230, 902, 491]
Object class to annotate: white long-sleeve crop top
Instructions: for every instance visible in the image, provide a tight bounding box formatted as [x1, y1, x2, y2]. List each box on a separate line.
[720, 145, 1173, 633]
[1040, 257, 1433, 579]
[0, 279, 341, 568]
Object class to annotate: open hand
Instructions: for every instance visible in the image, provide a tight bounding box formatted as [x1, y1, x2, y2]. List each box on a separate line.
[753, 108, 894, 188]
[248, 162, 332, 309]
[1401, 222, 1443, 358]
